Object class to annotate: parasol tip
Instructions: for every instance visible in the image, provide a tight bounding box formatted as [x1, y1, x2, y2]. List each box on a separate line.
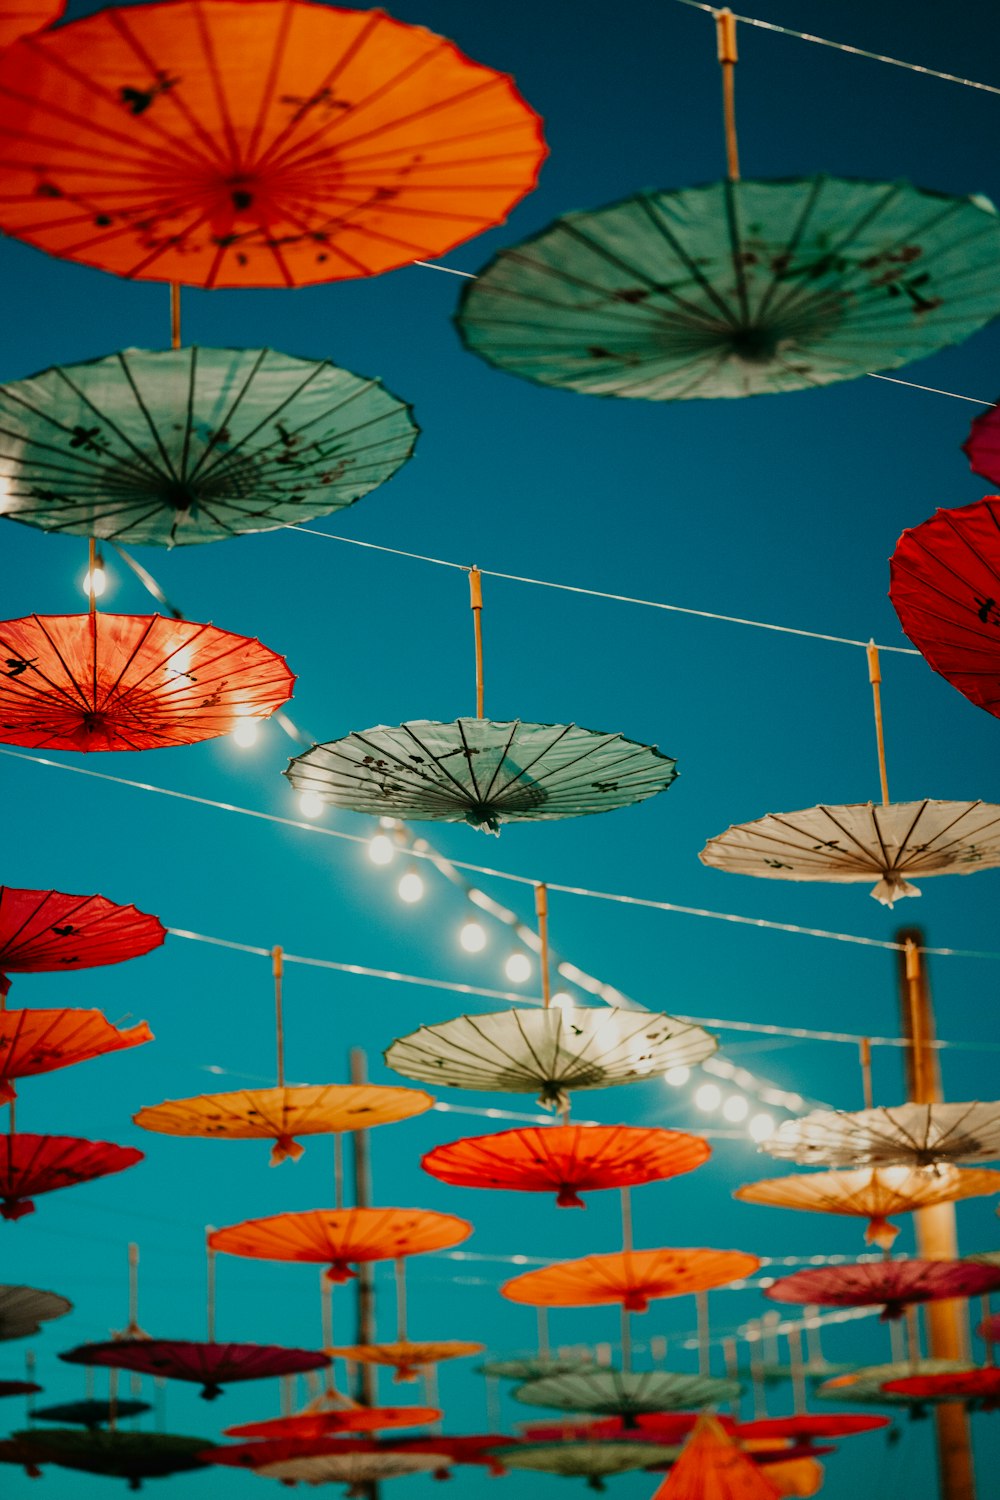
[555, 1186, 586, 1209]
[0, 1196, 33, 1221]
[865, 1214, 901, 1251]
[870, 875, 921, 907]
[269, 1135, 305, 1167]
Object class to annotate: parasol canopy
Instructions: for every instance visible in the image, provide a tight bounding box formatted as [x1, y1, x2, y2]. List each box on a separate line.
[328, 1340, 484, 1384]
[60, 1337, 330, 1400]
[225, 1403, 441, 1441]
[480, 1354, 599, 1381]
[421, 1123, 710, 1207]
[209, 1206, 472, 1282]
[386, 1005, 716, 1113]
[493, 1439, 680, 1486]
[512, 1369, 742, 1421]
[966, 414, 1000, 488]
[883, 1366, 1000, 1408]
[34, 1399, 151, 1429]
[649, 1413, 783, 1500]
[700, 799, 1000, 906]
[0, 1284, 71, 1340]
[761, 1101, 1000, 1170]
[817, 1360, 972, 1408]
[134, 1080, 433, 1166]
[890, 496, 1000, 719]
[0, 0, 545, 288]
[502, 1247, 760, 1313]
[455, 176, 1000, 402]
[254, 1444, 453, 1487]
[734, 1165, 1000, 1248]
[0, 347, 418, 547]
[735, 1414, 890, 1444]
[0, 1, 63, 51]
[393, 1434, 518, 1477]
[765, 1259, 1000, 1320]
[0, 1133, 143, 1220]
[286, 718, 678, 833]
[0, 1380, 40, 1398]
[0, 1007, 152, 1102]
[0, 612, 293, 751]
[13, 1428, 208, 1487]
[0, 884, 165, 994]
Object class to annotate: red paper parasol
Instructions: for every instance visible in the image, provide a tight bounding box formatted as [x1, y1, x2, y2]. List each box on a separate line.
[209, 1206, 472, 1282]
[0, 0, 545, 289]
[225, 1404, 441, 1440]
[890, 496, 1000, 718]
[0, 1133, 142, 1219]
[394, 1434, 518, 1477]
[60, 1337, 330, 1400]
[0, 613, 293, 751]
[766, 1258, 1000, 1320]
[502, 1247, 760, 1313]
[0, 1, 63, 51]
[0, 1008, 152, 1102]
[0, 885, 165, 996]
[421, 1123, 710, 1207]
[883, 1366, 1000, 1408]
[201, 1436, 362, 1470]
[734, 1415, 891, 1445]
[0, 1380, 40, 1397]
[522, 1414, 737, 1443]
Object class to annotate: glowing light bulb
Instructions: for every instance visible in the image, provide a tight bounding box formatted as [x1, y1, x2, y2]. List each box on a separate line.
[232, 718, 258, 749]
[368, 834, 394, 866]
[459, 920, 487, 953]
[749, 1112, 776, 1143]
[82, 564, 107, 599]
[398, 870, 424, 904]
[298, 790, 324, 818]
[550, 992, 574, 1010]
[505, 952, 531, 983]
[694, 1083, 722, 1113]
[723, 1094, 750, 1123]
[664, 1066, 691, 1088]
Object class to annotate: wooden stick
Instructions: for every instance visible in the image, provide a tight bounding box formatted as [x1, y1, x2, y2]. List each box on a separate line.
[722, 1337, 740, 1417]
[469, 567, 484, 718]
[394, 1257, 408, 1342]
[170, 283, 181, 349]
[787, 1326, 807, 1415]
[867, 641, 891, 805]
[535, 883, 551, 1008]
[333, 1132, 344, 1211]
[620, 1303, 632, 1373]
[620, 1187, 634, 1253]
[206, 1232, 216, 1344]
[859, 1037, 874, 1109]
[537, 1306, 550, 1360]
[272, 945, 285, 1088]
[88, 538, 97, 615]
[127, 1243, 140, 1334]
[748, 1330, 767, 1419]
[715, 8, 740, 180]
[696, 1291, 710, 1377]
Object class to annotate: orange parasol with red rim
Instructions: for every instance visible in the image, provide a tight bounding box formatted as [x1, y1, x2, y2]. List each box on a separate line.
[0, 1009, 152, 1103]
[0, 885, 165, 996]
[0, 1, 62, 51]
[651, 1412, 781, 1499]
[326, 1340, 484, 1384]
[0, 0, 545, 289]
[209, 1206, 472, 1283]
[502, 1247, 760, 1314]
[421, 1123, 710, 1207]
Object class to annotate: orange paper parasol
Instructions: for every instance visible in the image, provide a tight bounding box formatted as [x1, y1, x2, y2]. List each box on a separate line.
[327, 1340, 484, 1384]
[209, 1206, 472, 1282]
[421, 1123, 710, 1207]
[0, 1008, 152, 1102]
[0, 1132, 142, 1219]
[734, 1165, 1000, 1248]
[0, 0, 545, 288]
[502, 1247, 760, 1313]
[0, 1, 63, 51]
[651, 1413, 781, 1499]
[0, 884, 165, 995]
[225, 1403, 441, 1441]
[0, 613, 293, 751]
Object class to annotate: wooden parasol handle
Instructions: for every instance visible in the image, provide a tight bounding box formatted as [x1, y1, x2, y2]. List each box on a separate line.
[469, 567, 485, 718]
[715, 8, 740, 181]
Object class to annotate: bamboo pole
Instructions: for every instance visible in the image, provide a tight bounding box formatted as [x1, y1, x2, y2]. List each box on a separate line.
[867, 641, 890, 805]
[469, 568, 484, 718]
[695, 1291, 710, 1378]
[535, 883, 551, 1008]
[272, 946, 285, 1087]
[206, 1231, 216, 1344]
[859, 1037, 874, 1109]
[349, 1047, 378, 1500]
[170, 284, 181, 349]
[715, 8, 740, 180]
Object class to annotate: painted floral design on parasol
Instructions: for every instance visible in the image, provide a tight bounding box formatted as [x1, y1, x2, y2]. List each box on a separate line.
[765, 1259, 1000, 1321]
[60, 1337, 330, 1402]
[494, 1439, 680, 1487]
[648, 1413, 782, 1499]
[0, 1133, 143, 1220]
[735, 1165, 1000, 1248]
[0, 0, 544, 288]
[13, 1428, 209, 1488]
[0, 0, 63, 50]
[210, 1206, 472, 1283]
[386, 1005, 716, 1113]
[883, 1366, 1000, 1409]
[503, 1247, 759, 1313]
[136, 945, 432, 1164]
[761, 1100, 1000, 1170]
[328, 1341, 484, 1385]
[0, 884, 165, 996]
[34, 1399, 151, 1430]
[286, 569, 676, 834]
[421, 1123, 710, 1207]
[890, 495, 1000, 720]
[0, 347, 418, 547]
[701, 643, 1000, 905]
[0, 1284, 71, 1340]
[0, 1008, 152, 1103]
[0, 612, 293, 751]
[817, 1360, 972, 1409]
[512, 1369, 741, 1421]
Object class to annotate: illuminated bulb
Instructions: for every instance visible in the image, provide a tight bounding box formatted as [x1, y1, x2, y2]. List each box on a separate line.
[664, 1065, 690, 1088]
[459, 920, 487, 954]
[368, 834, 394, 866]
[723, 1094, 749, 1123]
[505, 952, 531, 983]
[550, 992, 574, 1010]
[749, 1112, 776, 1143]
[82, 564, 107, 599]
[298, 790, 324, 818]
[694, 1083, 722, 1113]
[232, 718, 258, 749]
[398, 870, 424, 904]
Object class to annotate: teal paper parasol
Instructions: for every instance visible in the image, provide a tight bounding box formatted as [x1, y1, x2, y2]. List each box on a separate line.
[512, 1369, 741, 1420]
[0, 347, 417, 546]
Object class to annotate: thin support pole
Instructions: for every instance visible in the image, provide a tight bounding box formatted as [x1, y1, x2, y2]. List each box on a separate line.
[485, 1373, 501, 1431]
[536, 1306, 550, 1361]
[889, 1316, 906, 1365]
[108, 1368, 119, 1433]
[349, 1049, 378, 1414]
[272, 945, 285, 1087]
[620, 1304, 632, 1373]
[333, 1132, 344, 1211]
[695, 1291, 710, 1378]
[88, 538, 97, 615]
[906, 1304, 922, 1370]
[859, 1037, 874, 1109]
[423, 1363, 441, 1429]
[904, 940, 929, 1102]
[535, 883, 551, 1008]
[787, 1326, 807, 1416]
[469, 567, 484, 718]
[206, 1232, 216, 1344]
[722, 1337, 740, 1418]
[748, 1332, 767, 1419]
[867, 641, 891, 805]
[25, 1350, 35, 1418]
[394, 1258, 408, 1343]
[804, 1306, 824, 1368]
[170, 283, 181, 349]
[127, 1243, 140, 1335]
[981, 1296, 994, 1367]
[715, 8, 740, 180]
[620, 1187, 634, 1253]
[650, 1335, 667, 1365]
[321, 1271, 334, 1393]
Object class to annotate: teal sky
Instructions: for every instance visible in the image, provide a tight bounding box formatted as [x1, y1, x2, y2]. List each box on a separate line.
[2, 2, 1000, 1497]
